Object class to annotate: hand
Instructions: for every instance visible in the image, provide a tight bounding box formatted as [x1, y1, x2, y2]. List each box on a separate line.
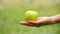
[20, 17, 52, 27]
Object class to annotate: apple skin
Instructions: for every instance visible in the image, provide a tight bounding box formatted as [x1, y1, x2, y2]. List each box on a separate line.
[25, 11, 38, 21]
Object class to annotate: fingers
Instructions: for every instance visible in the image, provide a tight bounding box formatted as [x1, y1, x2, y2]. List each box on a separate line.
[20, 21, 28, 25]
[20, 21, 35, 26]
[20, 21, 40, 27]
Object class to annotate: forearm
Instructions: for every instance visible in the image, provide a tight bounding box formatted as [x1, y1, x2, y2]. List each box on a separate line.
[51, 14, 60, 23]
[41, 14, 60, 26]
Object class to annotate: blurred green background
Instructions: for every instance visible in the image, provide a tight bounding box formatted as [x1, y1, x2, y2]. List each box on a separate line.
[0, 0, 60, 34]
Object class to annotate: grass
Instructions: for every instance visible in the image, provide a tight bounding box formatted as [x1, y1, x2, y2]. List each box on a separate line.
[0, 0, 60, 34]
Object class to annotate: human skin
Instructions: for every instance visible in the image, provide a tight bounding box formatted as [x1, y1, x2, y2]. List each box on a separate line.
[20, 14, 60, 27]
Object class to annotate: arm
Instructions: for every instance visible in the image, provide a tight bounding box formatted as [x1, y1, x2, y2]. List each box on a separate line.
[51, 14, 60, 23]
[39, 14, 60, 25]
[20, 14, 60, 27]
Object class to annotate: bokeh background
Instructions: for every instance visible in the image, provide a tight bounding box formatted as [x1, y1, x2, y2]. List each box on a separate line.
[0, 0, 60, 34]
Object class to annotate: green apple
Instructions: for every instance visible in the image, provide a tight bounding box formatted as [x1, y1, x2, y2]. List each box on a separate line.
[25, 11, 38, 21]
